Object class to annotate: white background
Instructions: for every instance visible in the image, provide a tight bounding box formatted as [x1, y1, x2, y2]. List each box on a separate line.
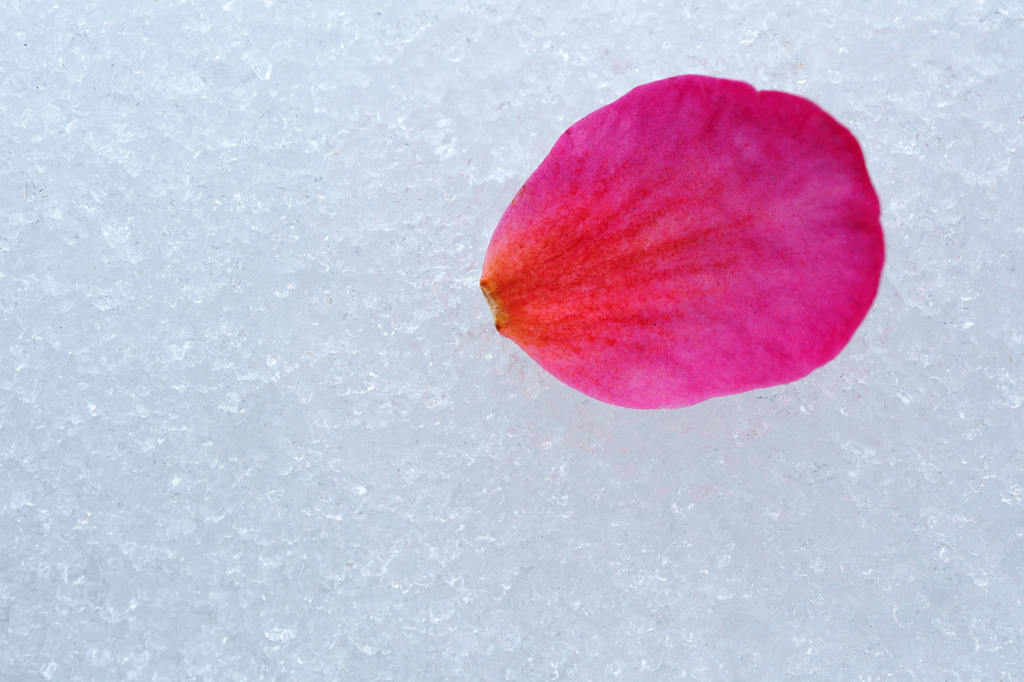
[2, 1, 1022, 679]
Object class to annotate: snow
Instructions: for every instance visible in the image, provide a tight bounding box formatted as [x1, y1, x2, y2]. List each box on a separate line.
[2, 1, 1023, 679]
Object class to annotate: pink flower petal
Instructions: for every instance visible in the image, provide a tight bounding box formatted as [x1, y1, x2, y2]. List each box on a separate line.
[481, 75, 885, 409]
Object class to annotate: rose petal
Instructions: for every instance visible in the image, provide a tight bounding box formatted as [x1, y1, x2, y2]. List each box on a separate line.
[481, 75, 885, 409]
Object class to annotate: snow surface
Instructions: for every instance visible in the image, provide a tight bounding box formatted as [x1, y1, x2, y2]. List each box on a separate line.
[2, 1, 1023, 679]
